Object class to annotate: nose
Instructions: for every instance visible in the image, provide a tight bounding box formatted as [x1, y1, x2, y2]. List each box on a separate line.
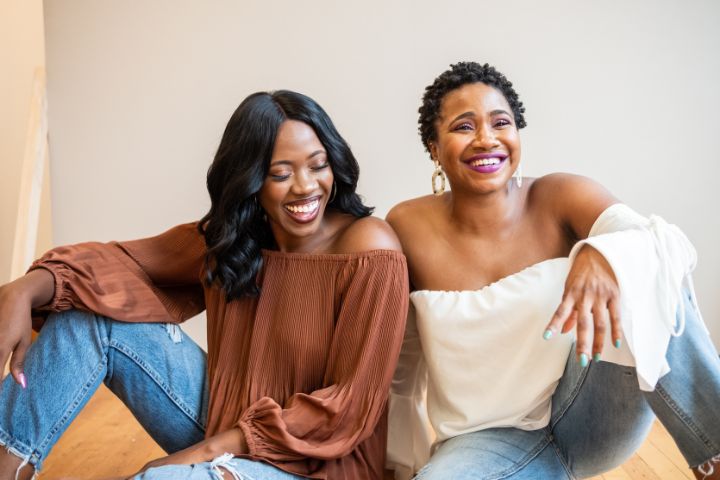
[473, 123, 500, 149]
[290, 169, 319, 196]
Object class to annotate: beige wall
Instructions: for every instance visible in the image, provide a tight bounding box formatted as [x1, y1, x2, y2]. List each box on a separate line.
[43, 0, 720, 350]
[0, 0, 48, 283]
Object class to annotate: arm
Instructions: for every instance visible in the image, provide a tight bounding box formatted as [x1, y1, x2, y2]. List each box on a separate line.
[0, 269, 55, 386]
[538, 174, 622, 364]
[0, 223, 206, 388]
[541, 175, 698, 386]
[129, 428, 248, 476]
[29, 222, 206, 323]
[559, 203, 697, 389]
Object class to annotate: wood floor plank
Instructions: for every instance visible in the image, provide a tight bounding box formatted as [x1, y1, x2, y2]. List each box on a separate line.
[636, 440, 690, 480]
[603, 466, 634, 479]
[38, 385, 165, 478]
[621, 455, 662, 480]
[646, 422, 694, 480]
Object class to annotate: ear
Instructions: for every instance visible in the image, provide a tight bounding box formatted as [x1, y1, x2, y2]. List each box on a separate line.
[428, 142, 438, 162]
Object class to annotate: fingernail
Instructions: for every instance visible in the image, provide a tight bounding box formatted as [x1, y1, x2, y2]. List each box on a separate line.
[593, 353, 601, 362]
[543, 329, 553, 340]
[614, 339, 622, 349]
[19, 373, 27, 389]
[579, 353, 589, 368]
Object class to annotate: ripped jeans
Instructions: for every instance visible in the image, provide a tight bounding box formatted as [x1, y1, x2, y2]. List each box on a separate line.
[414, 293, 720, 479]
[0, 311, 300, 480]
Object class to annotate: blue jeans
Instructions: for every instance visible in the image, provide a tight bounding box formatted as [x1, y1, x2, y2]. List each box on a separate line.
[415, 294, 720, 479]
[0, 310, 299, 479]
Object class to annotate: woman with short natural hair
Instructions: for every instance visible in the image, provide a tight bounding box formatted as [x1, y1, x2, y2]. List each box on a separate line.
[386, 62, 720, 480]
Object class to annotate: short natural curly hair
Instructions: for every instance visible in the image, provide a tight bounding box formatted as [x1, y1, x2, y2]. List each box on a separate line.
[418, 62, 527, 153]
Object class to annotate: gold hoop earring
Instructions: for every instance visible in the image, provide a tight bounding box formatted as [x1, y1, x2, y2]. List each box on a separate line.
[431, 160, 446, 196]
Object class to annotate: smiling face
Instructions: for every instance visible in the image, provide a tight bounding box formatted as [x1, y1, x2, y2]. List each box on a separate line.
[258, 120, 334, 250]
[429, 82, 521, 195]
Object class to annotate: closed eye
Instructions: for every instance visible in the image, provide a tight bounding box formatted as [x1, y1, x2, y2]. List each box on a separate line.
[311, 162, 330, 171]
[453, 122, 473, 131]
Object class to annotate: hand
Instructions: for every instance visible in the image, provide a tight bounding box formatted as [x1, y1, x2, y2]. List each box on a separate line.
[0, 269, 54, 388]
[130, 428, 248, 478]
[544, 245, 621, 366]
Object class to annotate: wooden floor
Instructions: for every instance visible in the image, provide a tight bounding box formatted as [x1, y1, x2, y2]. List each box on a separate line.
[38, 386, 695, 480]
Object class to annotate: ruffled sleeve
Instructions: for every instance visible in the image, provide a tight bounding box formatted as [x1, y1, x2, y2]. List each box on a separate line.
[568, 203, 703, 390]
[29, 222, 206, 325]
[236, 251, 409, 462]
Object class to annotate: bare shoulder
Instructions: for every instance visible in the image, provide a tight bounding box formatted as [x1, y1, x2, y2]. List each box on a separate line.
[529, 173, 619, 238]
[386, 194, 439, 237]
[333, 215, 402, 253]
[530, 172, 608, 195]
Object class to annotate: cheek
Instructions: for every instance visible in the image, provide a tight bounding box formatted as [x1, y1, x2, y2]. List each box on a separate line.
[438, 137, 469, 163]
[258, 181, 283, 212]
[508, 134, 521, 156]
[320, 169, 335, 189]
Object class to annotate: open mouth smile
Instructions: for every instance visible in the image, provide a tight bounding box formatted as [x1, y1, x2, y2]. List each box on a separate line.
[464, 153, 508, 174]
[283, 197, 321, 223]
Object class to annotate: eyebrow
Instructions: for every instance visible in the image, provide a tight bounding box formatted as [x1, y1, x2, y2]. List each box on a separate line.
[270, 150, 326, 167]
[448, 109, 512, 123]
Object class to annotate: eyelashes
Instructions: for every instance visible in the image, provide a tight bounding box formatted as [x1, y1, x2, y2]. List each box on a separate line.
[269, 162, 330, 182]
[452, 119, 512, 132]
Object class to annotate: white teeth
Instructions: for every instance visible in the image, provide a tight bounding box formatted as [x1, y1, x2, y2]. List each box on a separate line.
[285, 200, 319, 214]
[470, 158, 501, 167]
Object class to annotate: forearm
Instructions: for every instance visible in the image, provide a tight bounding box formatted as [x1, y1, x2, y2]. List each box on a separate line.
[205, 427, 248, 457]
[135, 428, 248, 476]
[6, 268, 54, 308]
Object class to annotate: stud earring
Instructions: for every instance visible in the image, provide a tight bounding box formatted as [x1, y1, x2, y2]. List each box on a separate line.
[432, 160, 446, 196]
[513, 162, 523, 188]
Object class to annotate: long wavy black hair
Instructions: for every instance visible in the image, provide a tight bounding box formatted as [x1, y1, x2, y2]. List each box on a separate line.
[198, 90, 373, 300]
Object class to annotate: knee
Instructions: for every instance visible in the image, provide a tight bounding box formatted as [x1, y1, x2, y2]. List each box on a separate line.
[33, 310, 108, 352]
[43, 309, 98, 330]
[413, 452, 487, 480]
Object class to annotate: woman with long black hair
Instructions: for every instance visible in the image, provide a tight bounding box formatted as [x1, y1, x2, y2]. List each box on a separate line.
[0, 90, 408, 480]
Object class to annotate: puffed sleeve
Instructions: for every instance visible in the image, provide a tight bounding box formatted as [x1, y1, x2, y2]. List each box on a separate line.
[29, 222, 206, 325]
[236, 252, 409, 462]
[567, 204, 702, 390]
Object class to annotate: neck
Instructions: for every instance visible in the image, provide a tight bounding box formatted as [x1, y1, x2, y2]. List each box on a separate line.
[270, 212, 338, 254]
[447, 180, 522, 234]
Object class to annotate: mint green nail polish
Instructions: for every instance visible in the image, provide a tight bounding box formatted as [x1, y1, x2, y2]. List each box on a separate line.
[579, 353, 589, 368]
[543, 329, 553, 340]
[614, 339, 622, 349]
[593, 353, 601, 362]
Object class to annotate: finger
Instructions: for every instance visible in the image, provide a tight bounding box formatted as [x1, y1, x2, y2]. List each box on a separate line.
[575, 302, 593, 367]
[10, 336, 30, 389]
[545, 295, 576, 339]
[592, 301, 609, 362]
[608, 297, 622, 349]
[0, 347, 10, 380]
[561, 310, 578, 334]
